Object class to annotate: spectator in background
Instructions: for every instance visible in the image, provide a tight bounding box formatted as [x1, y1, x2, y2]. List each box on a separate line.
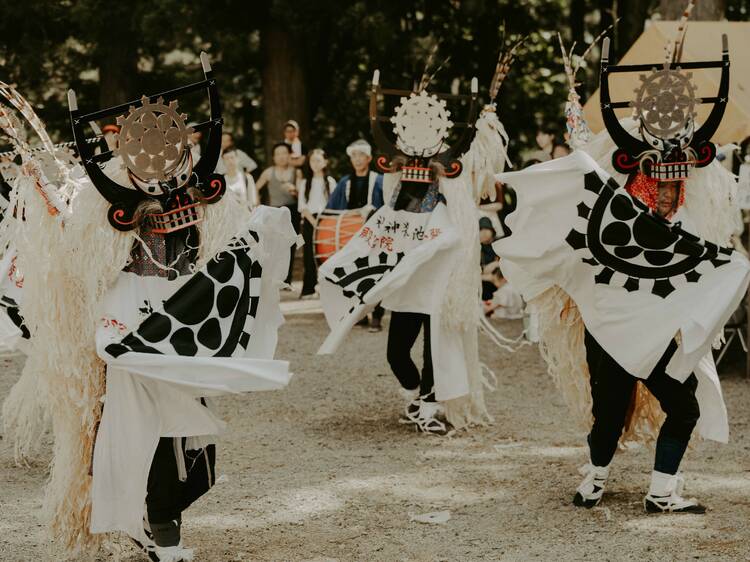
[552, 142, 571, 159]
[255, 142, 301, 285]
[526, 127, 556, 163]
[283, 120, 306, 168]
[478, 216, 523, 319]
[223, 148, 258, 210]
[216, 132, 258, 177]
[327, 139, 385, 331]
[479, 180, 517, 239]
[327, 139, 384, 212]
[298, 148, 336, 298]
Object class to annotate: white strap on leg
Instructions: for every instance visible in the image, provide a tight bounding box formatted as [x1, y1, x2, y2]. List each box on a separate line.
[576, 463, 609, 499]
[646, 471, 700, 512]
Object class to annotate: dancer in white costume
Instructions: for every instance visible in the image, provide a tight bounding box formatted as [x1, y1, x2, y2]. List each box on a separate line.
[0, 85, 76, 469]
[318, 66, 493, 434]
[0, 53, 294, 562]
[495, 11, 747, 513]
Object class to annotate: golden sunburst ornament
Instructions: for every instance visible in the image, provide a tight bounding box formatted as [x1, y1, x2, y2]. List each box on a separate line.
[630, 68, 699, 138]
[391, 90, 453, 157]
[114, 96, 192, 182]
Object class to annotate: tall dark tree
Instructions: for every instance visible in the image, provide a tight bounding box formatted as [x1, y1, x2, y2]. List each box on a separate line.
[1, 0, 747, 170]
[259, 2, 310, 161]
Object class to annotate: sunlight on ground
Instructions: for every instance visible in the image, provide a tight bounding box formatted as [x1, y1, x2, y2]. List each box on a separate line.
[622, 514, 712, 537]
[420, 442, 587, 461]
[693, 472, 750, 492]
[192, 469, 506, 532]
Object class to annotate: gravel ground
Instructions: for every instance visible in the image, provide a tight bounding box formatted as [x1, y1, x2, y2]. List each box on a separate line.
[1, 303, 749, 561]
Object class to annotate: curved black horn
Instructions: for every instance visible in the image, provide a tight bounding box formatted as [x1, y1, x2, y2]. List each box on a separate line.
[599, 37, 651, 173]
[369, 70, 399, 173]
[192, 52, 223, 182]
[68, 88, 144, 230]
[690, 34, 730, 165]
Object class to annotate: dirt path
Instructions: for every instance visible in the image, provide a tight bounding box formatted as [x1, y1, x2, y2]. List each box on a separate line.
[1, 309, 749, 561]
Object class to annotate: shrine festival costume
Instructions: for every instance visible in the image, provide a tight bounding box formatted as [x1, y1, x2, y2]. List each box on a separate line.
[0, 83, 81, 462]
[0, 107, 28, 354]
[317, 69, 493, 435]
[325, 139, 386, 330]
[2, 53, 293, 562]
[494, 27, 748, 513]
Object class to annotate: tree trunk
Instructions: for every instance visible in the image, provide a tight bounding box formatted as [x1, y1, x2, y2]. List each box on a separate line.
[617, 0, 652, 58]
[570, 0, 586, 49]
[96, 9, 138, 110]
[260, 20, 309, 163]
[659, 0, 726, 20]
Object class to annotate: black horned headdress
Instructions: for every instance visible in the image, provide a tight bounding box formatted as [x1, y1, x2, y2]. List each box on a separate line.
[68, 52, 226, 232]
[599, 27, 729, 182]
[369, 69, 478, 184]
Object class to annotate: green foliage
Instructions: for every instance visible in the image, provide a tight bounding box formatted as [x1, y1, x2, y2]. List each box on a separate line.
[0, 0, 744, 175]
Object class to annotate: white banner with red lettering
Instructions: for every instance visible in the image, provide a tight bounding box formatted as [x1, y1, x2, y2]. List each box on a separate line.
[318, 202, 474, 401]
[318, 202, 459, 352]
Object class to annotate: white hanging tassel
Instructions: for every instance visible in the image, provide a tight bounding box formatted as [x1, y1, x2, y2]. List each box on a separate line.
[461, 108, 512, 203]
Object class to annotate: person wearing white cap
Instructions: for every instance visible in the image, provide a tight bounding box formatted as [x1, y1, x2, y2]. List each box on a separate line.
[326, 139, 385, 331]
[283, 119, 306, 168]
[327, 139, 384, 212]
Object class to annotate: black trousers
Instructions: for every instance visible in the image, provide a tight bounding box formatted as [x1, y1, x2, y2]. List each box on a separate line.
[284, 205, 301, 285]
[146, 437, 216, 524]
[482, 280, 496, 301]
[584, 330, 700, 475]
[387, 311, 434, 399]
[301, 215, 318, 294]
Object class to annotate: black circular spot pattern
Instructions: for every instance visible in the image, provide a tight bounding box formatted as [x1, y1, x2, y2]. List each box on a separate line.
[138, 312, 172, 343]
[164, 272, 214, 325]
[644, 250, 674, 266]
[614, 246, 643, 259]
[105, 343, 129, 358]
[171, 327, 198, 356]
[216, 286, 240, 318]
[197, 318, 222, 350]
[602, 222, 631, 246]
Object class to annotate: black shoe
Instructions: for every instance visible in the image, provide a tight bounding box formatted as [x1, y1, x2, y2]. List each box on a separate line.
[130, 537, 159, 562]
[368, 317, 382, 332]
[572, 464, 608, 508]
[573, 490, 602, 509]
[644, 495, 707, 514]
